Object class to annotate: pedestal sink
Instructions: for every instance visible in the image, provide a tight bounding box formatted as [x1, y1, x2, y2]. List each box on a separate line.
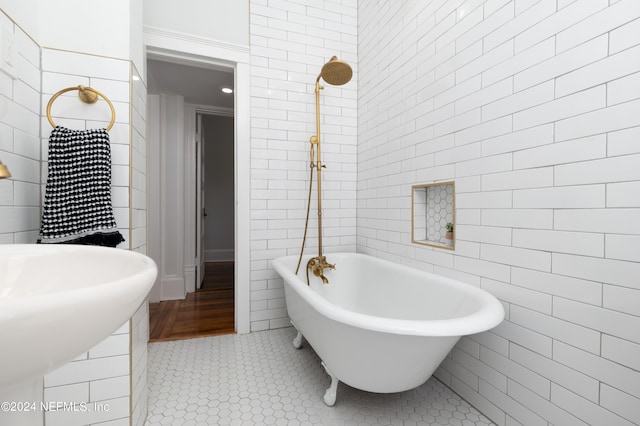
[0, 244, 157, 426]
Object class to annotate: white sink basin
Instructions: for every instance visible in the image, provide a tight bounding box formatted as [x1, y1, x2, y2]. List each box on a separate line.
[0, 244, 157, 387]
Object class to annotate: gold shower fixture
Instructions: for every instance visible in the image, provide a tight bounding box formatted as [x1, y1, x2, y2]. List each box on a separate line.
[297, 56, 353, 285]
[318, 56, 353, 86]
[0, 160, 10, 179]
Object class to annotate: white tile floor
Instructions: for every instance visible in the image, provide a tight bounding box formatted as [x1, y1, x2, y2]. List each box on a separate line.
[146, 327, 496, 426]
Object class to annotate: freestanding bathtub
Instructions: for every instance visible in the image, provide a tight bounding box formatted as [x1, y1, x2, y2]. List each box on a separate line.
[272, 252, 504, 406]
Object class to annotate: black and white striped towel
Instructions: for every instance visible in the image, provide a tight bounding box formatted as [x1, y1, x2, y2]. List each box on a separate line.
[38, 126, 125, 247]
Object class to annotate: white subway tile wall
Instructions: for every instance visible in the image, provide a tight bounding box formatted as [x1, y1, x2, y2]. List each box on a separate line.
[0, 13, 41, 243]
[41, 48, 131, 249]
[249, 0, 358, 332]
[358, 1, 640, 426]
[131, 302, 150, 426]
[130, 66, 149, 426]
[44, 322, 131, 426]
[131, 65, 148, 254]
[39, 49, 143, 426]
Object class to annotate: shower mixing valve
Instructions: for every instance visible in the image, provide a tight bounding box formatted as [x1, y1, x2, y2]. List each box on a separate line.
[307, 256, 335, 285]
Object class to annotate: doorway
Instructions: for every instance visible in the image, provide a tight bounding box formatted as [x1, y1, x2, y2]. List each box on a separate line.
[197, 113, 235, 283]
[146, 57, 240, 340]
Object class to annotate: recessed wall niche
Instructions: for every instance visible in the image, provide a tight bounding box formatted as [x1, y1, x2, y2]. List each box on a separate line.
[412, 181, 455, 250]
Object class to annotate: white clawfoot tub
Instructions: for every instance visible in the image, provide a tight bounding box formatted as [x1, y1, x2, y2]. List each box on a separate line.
[272, 253, 504, 406]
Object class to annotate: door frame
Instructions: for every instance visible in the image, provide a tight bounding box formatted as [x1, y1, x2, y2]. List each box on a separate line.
[185, 106, 234, 291]
[145, 30, 250, 334]
[195, 112, 205, 289]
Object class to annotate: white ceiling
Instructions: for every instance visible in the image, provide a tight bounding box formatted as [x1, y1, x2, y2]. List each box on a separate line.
[146, 59, 234, 109]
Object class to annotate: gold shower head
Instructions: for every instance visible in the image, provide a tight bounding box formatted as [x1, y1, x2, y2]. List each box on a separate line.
[319, 56, 352, 86]
[0, 160, 11, 179]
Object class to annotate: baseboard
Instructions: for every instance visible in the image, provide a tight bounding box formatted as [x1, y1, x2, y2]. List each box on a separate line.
[205, 249, 234, 262]
[160, 277, 186, 300]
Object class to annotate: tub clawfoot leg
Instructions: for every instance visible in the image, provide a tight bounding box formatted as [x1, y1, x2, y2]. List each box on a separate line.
[322, 361, 338, 406]
[293, 330, 304, 349]
[290, 321, 304, 349]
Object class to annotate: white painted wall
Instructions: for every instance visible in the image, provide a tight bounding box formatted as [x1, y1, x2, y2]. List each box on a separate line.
[249, 0, 358, 332]
[0, 0, 144, 74]
[129, 0, 146, 80]
[0, 1, 40, 40]
[37, 1, 131, 58]
[152, 93, 187, 300]
[357, 1, 640, 425]
[203, 114, 234, 262]
[143, 0, 249, 46]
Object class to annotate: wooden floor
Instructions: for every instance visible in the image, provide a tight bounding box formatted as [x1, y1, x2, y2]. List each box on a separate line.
[149, 262, 235, 342]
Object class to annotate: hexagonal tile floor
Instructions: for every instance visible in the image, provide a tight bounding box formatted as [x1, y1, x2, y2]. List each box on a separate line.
[146, 327, 495, 426]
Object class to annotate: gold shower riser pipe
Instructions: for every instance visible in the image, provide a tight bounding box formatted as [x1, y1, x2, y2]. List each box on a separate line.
[314, 78, 324, 259]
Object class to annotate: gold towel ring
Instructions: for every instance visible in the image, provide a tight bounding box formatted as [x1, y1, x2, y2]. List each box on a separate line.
[46, 85, 116, 131]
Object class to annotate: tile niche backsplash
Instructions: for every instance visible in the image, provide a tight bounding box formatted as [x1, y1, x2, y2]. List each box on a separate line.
[413, 182, 455, 250]
[426, 183, 454, 242]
